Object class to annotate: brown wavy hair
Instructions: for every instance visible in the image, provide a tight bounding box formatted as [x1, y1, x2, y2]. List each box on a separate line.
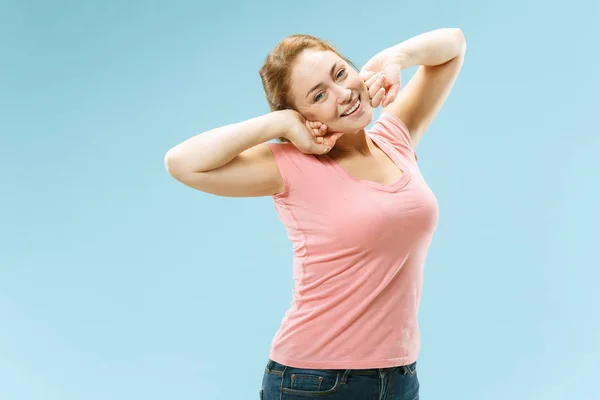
[258, 34, 358, 143]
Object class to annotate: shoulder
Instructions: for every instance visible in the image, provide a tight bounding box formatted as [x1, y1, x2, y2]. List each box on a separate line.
[370, 112, 416, 159]
[267, 141, 325, 164]
[368, 112, 419, 164]
[266, 141, 324, 198]
[268, 141, 312, 165]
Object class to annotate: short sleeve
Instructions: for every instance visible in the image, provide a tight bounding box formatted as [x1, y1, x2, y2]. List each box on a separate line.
[370, 112, 418, 164]
[267, 141, 318, 201]
[267, 142, 292, 199]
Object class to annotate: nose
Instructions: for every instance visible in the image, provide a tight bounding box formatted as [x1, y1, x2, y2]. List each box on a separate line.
[337, 88, 352, 105]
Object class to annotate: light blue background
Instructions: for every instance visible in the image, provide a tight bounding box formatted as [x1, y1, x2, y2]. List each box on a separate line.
[1, 1, 599, 399]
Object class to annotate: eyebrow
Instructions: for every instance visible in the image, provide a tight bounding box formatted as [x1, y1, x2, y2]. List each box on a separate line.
[305, 61, 340, 99]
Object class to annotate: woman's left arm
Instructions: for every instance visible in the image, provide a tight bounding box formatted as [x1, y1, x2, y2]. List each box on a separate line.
[361, 28, 467, 148]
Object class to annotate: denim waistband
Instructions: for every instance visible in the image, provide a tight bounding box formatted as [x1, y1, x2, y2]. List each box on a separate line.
[266, 358, 417, 377]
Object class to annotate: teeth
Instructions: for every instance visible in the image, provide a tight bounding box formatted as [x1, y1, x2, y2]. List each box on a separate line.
[342, 98, 360, 116]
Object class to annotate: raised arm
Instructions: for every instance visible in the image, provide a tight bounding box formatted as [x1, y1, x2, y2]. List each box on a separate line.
[164, 109, 340, 197]
[361, 28, 467, 149]
[164, 111, 291, 197]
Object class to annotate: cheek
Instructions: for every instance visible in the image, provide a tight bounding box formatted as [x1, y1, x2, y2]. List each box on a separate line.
[305, 102, 335, 121]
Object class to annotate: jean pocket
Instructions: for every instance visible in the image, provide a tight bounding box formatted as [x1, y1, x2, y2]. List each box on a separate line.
[281, 368, 342, 396]
[403, 361, 417, 375]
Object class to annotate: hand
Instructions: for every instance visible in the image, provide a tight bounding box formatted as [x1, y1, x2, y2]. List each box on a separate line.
[281, 110, 344, 155]
[359, 50, 402, 107]
[360, 71, 388, 108]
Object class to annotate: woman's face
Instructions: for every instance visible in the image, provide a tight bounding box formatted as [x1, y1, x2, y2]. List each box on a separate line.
[288, 49, 373, 134]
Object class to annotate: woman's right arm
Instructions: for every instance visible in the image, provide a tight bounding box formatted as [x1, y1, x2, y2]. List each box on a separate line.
[164, 111, 293, 198]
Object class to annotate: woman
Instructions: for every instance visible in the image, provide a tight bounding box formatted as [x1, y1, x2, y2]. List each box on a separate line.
[165, 28, 466, 400]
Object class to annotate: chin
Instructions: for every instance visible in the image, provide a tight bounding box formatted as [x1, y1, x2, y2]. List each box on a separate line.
[362, 106, 374, 125]
[332, 119, 371, 136]
[348, 106, 373, 131]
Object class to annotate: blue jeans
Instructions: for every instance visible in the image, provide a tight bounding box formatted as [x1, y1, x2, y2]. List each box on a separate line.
[260, 358, 419, 400]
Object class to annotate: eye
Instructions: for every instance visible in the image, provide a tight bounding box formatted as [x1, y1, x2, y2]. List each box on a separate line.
[313, 69, 347, 102]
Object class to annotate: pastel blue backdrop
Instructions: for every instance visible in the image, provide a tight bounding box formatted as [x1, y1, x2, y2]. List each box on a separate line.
[1, 0, 598, 399]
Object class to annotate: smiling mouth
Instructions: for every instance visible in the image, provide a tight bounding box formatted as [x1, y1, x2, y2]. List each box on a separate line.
[341, 95, 361, 117]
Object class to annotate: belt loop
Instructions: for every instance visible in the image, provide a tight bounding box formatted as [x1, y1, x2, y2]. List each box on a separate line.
[341, 369, 351, 384]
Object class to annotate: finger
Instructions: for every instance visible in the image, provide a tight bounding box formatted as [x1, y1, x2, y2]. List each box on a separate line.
[323, 131, 344, 147]
[310, 124, 327, 137]
[359, 69, 376, 81]
[382, 84, 399, 107]
[368, 74, 386, 99]
[365, 72, 383, 88]
[313, 131, 344, 154]
[371, 87, 386, 108]
[367, 74, 384, 98]
[305, 121, 320, 136]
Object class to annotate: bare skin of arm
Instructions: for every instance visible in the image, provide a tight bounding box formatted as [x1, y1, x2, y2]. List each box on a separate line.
[164, 109, 339, 197]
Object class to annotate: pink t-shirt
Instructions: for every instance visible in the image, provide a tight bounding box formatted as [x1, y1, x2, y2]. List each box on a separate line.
[266, 112, 439, 370]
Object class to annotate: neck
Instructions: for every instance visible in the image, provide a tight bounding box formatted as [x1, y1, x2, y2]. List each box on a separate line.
[328, 128, 377, 159]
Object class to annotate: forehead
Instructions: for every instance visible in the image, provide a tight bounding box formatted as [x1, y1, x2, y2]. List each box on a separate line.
[289, 49, 344, 101]
[294, 48, 341, 71]
[291, 49, 342, 83]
